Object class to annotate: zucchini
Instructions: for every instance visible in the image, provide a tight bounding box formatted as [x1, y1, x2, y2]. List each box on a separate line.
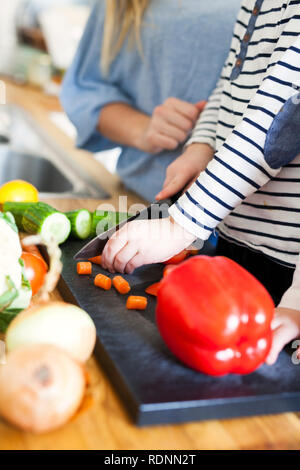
[65, 209, 92, 239]
[91, 210, 131, 237]
[23, 203, 71, 244]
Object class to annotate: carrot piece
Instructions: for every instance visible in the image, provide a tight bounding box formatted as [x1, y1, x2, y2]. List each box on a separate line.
[163, 250, 188, 265]
[126, 296, 148, 310]
[88, 255, 102, 265]
[77, 262, 92, 275]
[113, 275, 131, 294]
[94, 273, 111, 290]
[145, 282, 161, 297]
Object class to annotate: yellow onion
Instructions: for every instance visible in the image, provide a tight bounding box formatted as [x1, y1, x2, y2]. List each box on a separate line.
[6, 302, 96, 363]
[0, 344, 85, 434]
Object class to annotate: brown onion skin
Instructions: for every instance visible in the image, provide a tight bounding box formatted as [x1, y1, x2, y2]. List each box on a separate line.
[0, 344, 86, 434]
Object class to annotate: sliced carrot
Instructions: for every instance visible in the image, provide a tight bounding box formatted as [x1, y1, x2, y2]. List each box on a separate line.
[113, 275, 131, 294]
[163, 264, 177, 277]
[126, 296, 148, 310]
[94, 273, 111, 290]
[163, 250, 188, 265]
[145, 282, 161, 297]
[77, 261, 92, 275]
[88, 255, 102, 265]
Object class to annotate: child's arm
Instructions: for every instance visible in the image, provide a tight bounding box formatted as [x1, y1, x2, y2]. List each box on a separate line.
[169, 34, 300, 242]
[103, 27, 300, 273]
[157, 76, 225, 200]
[266, 254, 300, 365]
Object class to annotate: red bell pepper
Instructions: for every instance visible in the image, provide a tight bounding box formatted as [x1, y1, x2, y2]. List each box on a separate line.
[156, 256, 274, 376]
[145, 282, 161, 297]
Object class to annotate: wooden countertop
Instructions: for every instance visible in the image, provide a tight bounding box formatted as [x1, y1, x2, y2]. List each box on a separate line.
[1, 81, 300, 450]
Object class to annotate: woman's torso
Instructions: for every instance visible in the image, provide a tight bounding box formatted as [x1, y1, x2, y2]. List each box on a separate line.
[62, 0, 241, 200]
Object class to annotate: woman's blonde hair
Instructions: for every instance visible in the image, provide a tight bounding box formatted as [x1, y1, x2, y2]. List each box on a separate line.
[101, 0, 150, 74]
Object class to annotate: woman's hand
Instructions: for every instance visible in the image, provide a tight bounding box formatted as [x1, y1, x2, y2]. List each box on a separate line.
[266, 307, 300, 365]
[156, 142, 214, 200]
[101, 217, 196, 274]
[137, 98, 205, 154]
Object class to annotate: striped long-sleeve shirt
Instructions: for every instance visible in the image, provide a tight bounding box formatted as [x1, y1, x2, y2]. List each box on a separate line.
[169, 0, 300, 269]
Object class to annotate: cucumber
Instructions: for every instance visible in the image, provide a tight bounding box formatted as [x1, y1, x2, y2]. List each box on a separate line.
[22, 203, 71, 244]
[91, 210, 131, 237]
[65, 209, 92, 239]
[4, 201, 71, 244]
[3, 202, 33, 230]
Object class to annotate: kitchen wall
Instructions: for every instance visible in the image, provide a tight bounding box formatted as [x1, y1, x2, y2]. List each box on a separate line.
[0, 0, 93, 77]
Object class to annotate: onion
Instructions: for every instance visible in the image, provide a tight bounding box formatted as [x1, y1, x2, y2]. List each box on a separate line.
[0, 344, 85, 433]
[6, 302, 96, 363]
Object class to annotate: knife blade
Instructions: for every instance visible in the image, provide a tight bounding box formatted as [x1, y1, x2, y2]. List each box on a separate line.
[73, 195, 179, 260]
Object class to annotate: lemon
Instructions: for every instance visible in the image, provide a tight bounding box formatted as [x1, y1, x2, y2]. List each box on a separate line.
[0, 180, 39, 203]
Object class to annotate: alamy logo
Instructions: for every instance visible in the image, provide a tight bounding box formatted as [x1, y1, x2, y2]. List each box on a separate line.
[291, 340, 300, 365]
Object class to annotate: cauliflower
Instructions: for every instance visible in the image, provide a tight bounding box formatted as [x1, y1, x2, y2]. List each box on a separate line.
[0, 212, 32, 332]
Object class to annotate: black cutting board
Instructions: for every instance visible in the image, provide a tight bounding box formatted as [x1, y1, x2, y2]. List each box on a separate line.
[58, 240, 300, 426]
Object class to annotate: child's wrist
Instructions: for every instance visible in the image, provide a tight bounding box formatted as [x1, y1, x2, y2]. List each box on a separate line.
[186, 142, 214, 154]
[169, 216, 197, 244]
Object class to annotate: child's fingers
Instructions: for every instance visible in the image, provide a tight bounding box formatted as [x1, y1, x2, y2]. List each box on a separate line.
[157, 176, 185, 200]
[113, 242, 138, 273]
[125, 253, 145, 274]
[266, 325, 295, 365]
[102, 228, 129, 273]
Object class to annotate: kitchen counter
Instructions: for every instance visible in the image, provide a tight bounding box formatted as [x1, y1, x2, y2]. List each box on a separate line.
[1, 81, 300, 450]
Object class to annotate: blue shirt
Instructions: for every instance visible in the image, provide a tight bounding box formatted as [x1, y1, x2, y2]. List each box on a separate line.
[61, 0, 240, 201]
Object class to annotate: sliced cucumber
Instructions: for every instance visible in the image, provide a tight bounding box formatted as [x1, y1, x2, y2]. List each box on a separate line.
[65, 209, 92, 239]
[23, 204, 71, 244]
[91, 210, 131, 237]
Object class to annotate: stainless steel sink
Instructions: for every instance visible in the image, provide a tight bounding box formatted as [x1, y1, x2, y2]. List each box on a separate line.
[0, 105, 109, 199]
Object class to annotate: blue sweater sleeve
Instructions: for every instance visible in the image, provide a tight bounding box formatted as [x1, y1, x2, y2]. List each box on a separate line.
[60, 2, 132, 153]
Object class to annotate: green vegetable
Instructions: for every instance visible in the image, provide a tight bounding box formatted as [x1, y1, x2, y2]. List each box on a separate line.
[5, 202, 71, 244]
[91, 210, 131, 237]
[0, 210, 18, 232]
[3, 202, 33, 230]
[0, 311, 18, 334]
[65, 210, 92, 240]
[0, 276, 18, 313]
[0, 262, 32, 333]
[7, 260, 32, 312]
[0, 276, 19, 333]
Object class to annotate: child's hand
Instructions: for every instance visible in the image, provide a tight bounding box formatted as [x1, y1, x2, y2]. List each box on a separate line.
[138, 98, 204, 154]
[266, 307, 300, 365]
[101, 217, 196, 274]
[156, 143, 214, 200]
